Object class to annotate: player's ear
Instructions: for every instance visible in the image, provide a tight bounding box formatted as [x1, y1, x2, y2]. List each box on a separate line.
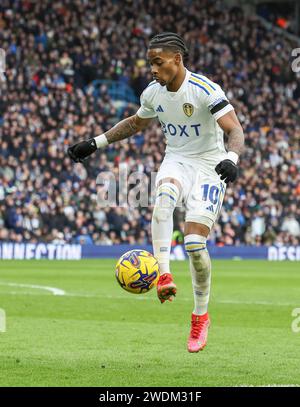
[174, 52, 182, 65]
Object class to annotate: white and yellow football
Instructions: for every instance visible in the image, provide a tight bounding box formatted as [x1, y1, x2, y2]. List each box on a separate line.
[115, 250, 160, 294]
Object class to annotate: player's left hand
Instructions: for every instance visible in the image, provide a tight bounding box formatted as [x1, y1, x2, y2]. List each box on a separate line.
[215, 159, 238, 183]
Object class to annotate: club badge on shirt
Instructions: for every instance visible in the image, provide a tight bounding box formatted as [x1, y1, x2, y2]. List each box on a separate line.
[183, 103, 194, 117]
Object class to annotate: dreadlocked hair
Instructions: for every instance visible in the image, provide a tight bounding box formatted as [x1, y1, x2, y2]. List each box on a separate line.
[148, 32, 189, 61]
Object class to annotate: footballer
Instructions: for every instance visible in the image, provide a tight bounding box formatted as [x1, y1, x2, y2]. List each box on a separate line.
[68, 32, 245, 353]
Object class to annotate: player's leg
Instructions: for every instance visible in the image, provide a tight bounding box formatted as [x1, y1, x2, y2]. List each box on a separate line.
[185, 221, 212, 318]
[152, 177, 181, 302]
[184, 220, 212, 352]
[152, 177, 181, 275]
[185, 170, 226, 352]
[152, 170, 182, 303]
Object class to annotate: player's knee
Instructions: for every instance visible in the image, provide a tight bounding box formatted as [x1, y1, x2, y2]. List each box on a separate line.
[152, 204, 173, 222]
[184, 235, 211, 275]
[184, 234, 207, 256]
[153, 182, 179, 222]
[185, 241, 207, 261]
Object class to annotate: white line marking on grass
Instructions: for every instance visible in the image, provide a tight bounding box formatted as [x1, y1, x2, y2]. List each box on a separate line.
[0, 282, 65, 296]
[217, 299, 296, 307]
[65, 293, 297, 306]
[61, 293, 300, 307]
[0, 288, 298, 307]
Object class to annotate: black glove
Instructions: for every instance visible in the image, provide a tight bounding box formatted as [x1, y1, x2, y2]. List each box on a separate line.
[67, 138, 97, 163]
[215, 159, 239, 183]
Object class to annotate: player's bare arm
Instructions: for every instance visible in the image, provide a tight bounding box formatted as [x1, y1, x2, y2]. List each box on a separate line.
[105, 114, 152, 143]
[215, 110, 245, 184]
[217, 110, 245, 156]
[67, 114, 152, 163]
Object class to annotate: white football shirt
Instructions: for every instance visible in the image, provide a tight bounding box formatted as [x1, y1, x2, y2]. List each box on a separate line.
[137, 69, 234, 164]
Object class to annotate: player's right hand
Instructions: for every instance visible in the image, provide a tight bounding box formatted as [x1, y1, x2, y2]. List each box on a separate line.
[67, 139, 97, 163]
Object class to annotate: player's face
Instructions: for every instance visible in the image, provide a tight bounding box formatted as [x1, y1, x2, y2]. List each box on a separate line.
[147, 48, 181, 87]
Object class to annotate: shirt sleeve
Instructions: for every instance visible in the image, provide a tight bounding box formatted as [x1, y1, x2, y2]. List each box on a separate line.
[205, 84, 234, 120]
[136, 90, 157, 119]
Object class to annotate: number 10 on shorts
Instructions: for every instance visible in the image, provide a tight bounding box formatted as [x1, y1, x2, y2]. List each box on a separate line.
[200, 182, 225, 215]
[201, 184, 219, 204]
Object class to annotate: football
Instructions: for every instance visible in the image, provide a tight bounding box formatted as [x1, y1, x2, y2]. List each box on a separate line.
[115, 250, 160, 294]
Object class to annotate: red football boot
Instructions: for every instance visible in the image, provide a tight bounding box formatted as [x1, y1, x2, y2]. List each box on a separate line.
[187, 312, 210, 352]
[156, 273, 177, 303]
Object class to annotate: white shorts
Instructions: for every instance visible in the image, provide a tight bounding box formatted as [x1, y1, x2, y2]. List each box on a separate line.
[155, 153, 227, 229]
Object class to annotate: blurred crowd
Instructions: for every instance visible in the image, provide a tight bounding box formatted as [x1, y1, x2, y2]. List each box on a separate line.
[0, 0, 300, 247]
[256, 1, 299, 35]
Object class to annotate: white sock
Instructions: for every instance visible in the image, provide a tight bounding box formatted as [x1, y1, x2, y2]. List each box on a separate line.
[184, 234, 211, 315]
[151, 183, 180, 275]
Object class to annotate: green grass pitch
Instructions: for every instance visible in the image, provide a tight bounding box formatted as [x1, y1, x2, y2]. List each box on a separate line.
[0, 259, 299, 387]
